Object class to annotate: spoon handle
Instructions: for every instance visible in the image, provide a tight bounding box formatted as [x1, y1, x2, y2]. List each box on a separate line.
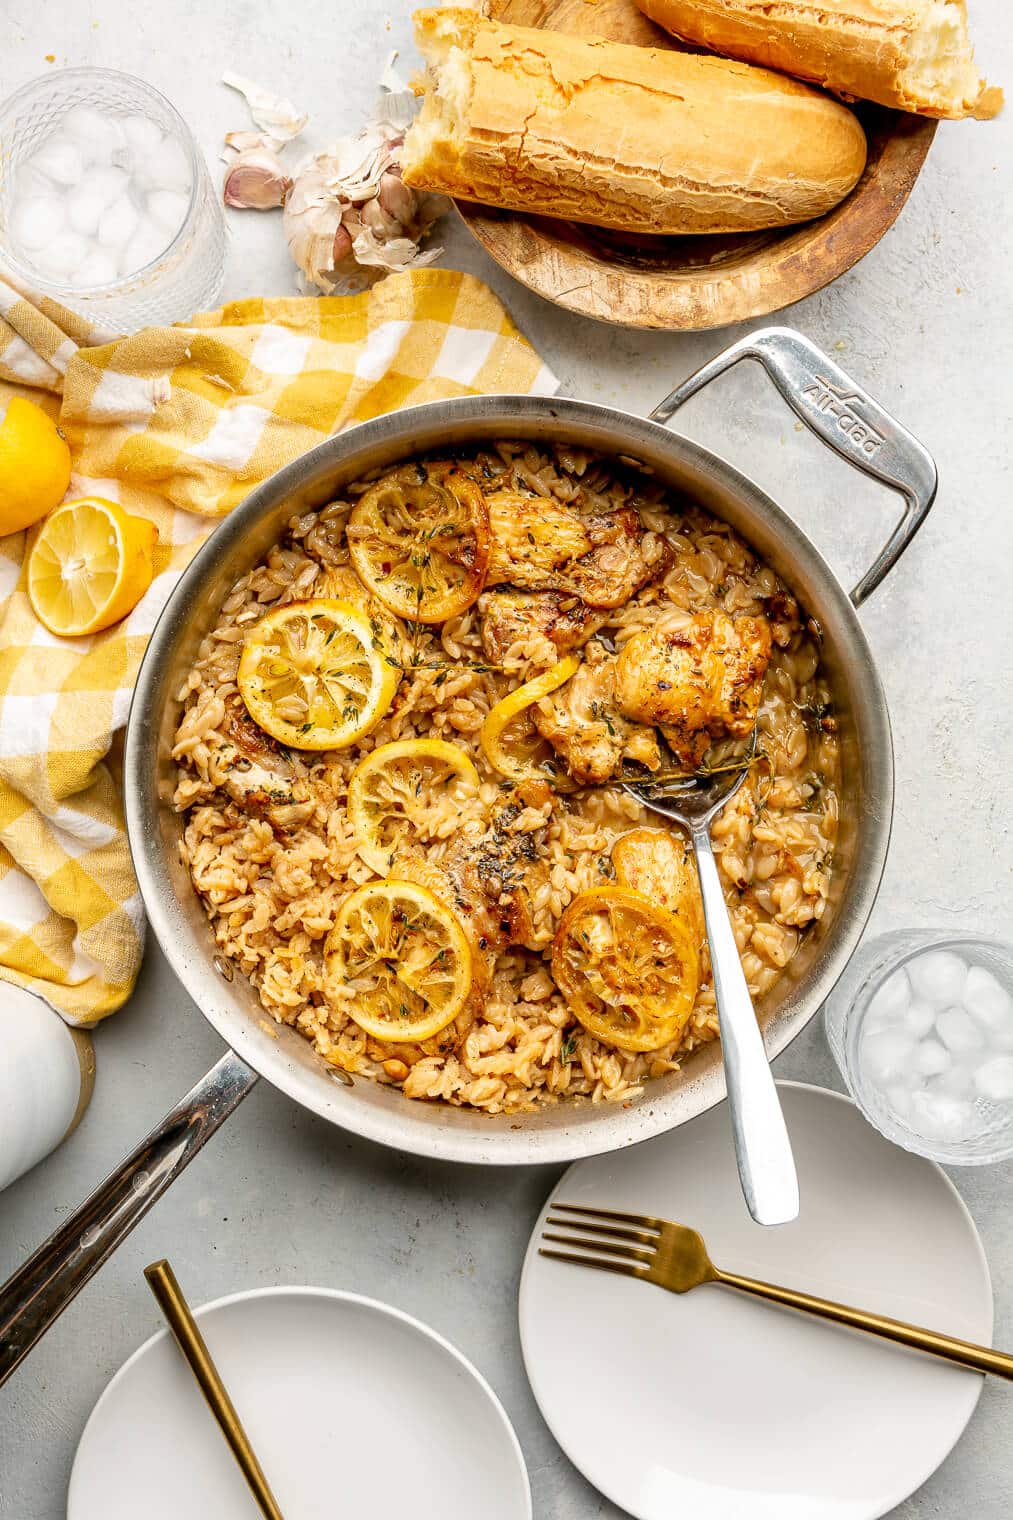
[690, 824, 799, 1226]
[145, 1260, 286, 1520]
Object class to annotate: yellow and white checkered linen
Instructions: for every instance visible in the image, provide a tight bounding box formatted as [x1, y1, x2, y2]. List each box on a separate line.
[0, 269, 557, 1026]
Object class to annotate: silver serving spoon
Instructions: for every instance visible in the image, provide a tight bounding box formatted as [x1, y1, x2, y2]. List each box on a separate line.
[623, 749, 799, 1227]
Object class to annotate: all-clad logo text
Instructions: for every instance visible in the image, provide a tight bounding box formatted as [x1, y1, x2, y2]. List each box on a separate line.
[802, 376, 885, 457]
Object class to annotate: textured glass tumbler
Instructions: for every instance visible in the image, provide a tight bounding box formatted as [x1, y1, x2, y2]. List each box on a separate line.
[0, 68, 226, 332]
[825, 928, 1013, 1165]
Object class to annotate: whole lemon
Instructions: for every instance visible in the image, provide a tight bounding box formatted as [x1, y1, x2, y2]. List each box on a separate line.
[0, 397, 73, 536]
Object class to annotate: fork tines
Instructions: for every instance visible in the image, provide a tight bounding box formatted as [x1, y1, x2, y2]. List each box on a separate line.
[539, 1201, 660, 1277]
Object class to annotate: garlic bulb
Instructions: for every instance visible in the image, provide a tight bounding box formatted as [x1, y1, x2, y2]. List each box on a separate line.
[221, 60, 444, 294]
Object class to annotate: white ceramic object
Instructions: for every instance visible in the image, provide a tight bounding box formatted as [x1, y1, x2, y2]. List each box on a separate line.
[69, 1287, 531, 1520]
[519, 1082, 992, 1520]
[0, 985, 93, 1192]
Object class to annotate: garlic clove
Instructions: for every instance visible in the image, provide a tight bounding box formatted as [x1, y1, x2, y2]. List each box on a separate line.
[224, 150, 292, 210]
[377, 169, 416, 224]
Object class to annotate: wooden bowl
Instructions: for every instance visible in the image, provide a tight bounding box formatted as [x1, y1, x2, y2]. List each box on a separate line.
[457, 0, 937, 331]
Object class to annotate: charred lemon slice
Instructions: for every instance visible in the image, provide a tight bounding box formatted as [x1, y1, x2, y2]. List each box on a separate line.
[325, 879, 473, 1042]
[238, 598, 398, 751]
[551, 885, 699, 1053]
[348, 738, 481, 877]
[479, 655, 580, 788]
[347, 464, 491, 624]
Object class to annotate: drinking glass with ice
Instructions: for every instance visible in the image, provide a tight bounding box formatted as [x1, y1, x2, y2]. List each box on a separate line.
[826, 932, 1013, 1164]
[0, 69, 225, 331]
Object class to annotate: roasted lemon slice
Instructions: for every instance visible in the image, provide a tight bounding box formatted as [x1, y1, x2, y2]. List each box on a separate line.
[347, 463, 491, 624]
[238, 598, 398, 751]
[479, 655, 579, 788]
[27, 496, 156, 637]
[551, 885, 699, 1053]
[325, 879, 473, 1042]
[348, 738, 481, 876]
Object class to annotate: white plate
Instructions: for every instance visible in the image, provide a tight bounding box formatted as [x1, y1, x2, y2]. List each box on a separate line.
[520, 1082, 992, 1520]
[69, 1286, 531, 1520]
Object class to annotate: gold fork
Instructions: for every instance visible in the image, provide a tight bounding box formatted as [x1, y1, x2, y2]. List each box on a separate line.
[541, 1203, 1013, 1380]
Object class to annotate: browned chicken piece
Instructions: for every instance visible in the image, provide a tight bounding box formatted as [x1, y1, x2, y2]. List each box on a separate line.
[486, 492, 593, 590]
[611, 827, 704, 943]
[531, 651, 662, 786]
[395, 779, 553, 958]
[217, 706, 301, 813]
[478, 588, 607, 665]
[614, 611, 772, 769]
[566, 508, 674, 610]
[485, 493, 674, 610]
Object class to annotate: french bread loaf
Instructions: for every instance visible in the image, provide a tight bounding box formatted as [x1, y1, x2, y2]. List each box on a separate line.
[402, 7, 868, 236]
[636, 0, 1002, 119]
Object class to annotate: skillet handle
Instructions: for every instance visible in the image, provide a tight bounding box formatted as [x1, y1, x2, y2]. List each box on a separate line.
[650, 326, 938, 608]
[0, 1047, 257, 1388]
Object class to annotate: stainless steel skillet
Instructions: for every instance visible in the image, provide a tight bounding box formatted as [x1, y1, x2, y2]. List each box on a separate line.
[0, 327, 936, 1383]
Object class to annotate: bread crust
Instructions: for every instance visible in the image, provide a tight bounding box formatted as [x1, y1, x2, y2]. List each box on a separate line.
[637, 0, 1002, 119]
[402, 7, 868, 236]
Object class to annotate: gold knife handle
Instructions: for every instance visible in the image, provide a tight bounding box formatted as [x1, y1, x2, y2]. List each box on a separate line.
[717, 1268, 1012, 1379]
[144, 1261, 286, 1519]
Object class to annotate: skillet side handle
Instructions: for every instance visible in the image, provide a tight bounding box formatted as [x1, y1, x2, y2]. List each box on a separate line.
[650, 326, 938, 608]
[0, 1047, 257, 1389]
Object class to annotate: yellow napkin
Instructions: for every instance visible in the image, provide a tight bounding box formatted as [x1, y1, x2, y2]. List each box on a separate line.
[0, 269, 557, 1026]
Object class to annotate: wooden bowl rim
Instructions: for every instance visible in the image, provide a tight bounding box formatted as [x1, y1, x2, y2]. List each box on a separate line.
[458, 112, 937, 331]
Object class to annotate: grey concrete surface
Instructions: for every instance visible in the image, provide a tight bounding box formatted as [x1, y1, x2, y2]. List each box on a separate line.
[1, 2, 1011, 1516]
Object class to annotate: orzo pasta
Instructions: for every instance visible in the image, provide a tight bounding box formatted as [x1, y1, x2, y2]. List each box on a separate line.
[172, 442, 839, 1112]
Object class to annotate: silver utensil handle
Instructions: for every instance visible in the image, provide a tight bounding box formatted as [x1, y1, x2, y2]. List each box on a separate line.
[0, 1048, 257, 1388]
[691, 824, 799, 1226]
[651, 326, 937, 607]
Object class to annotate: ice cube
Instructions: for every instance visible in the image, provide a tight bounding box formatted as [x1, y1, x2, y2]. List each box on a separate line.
[906, 949, 968, 1006]
[903, 1000, 936, 1039]
[97, 193, 140, 250]
[860, 1028, 914, 1086]
[147, 189, 189, 237]
[909, 1089, 976, 1141]
[29, 135, 85, 186]
[29, 231, 93, 282]
[73, 249, 119, 289]
[864, 968, 911, 1030]
[974, 1055, 1013, 1102]
[963, 965, 1013, 1047]
[936, 1005, 984, 1056]
[10, 193, 65, 250]
[140, 135, 192, 193]
[120, 221, 170, 276]
[61, 104, 125, 164]
[933, 1061, 975, 1098]
[68, 187, 106, 238]
[121, 113, 165, 161]
[913, 1038, 951, 1076]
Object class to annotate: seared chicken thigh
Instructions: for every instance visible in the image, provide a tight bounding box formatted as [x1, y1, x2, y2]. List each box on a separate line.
[531, 651, 662, 785]
[485, 493, 673, 609]
[611, 827, 704, 942]
[478, 588, 606, 665]
[615, 611, 772, 768]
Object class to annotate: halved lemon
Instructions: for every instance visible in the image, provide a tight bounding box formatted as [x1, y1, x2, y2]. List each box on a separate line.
[348, 738, 481, 876]
[347, 463, 491, 624]
[27, 496, 156, 637]
[479, 655, 579, 788]
[551, 885, 699, 1053]
[238, 598, 399, 751]
[324, 879, 473, 1043]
